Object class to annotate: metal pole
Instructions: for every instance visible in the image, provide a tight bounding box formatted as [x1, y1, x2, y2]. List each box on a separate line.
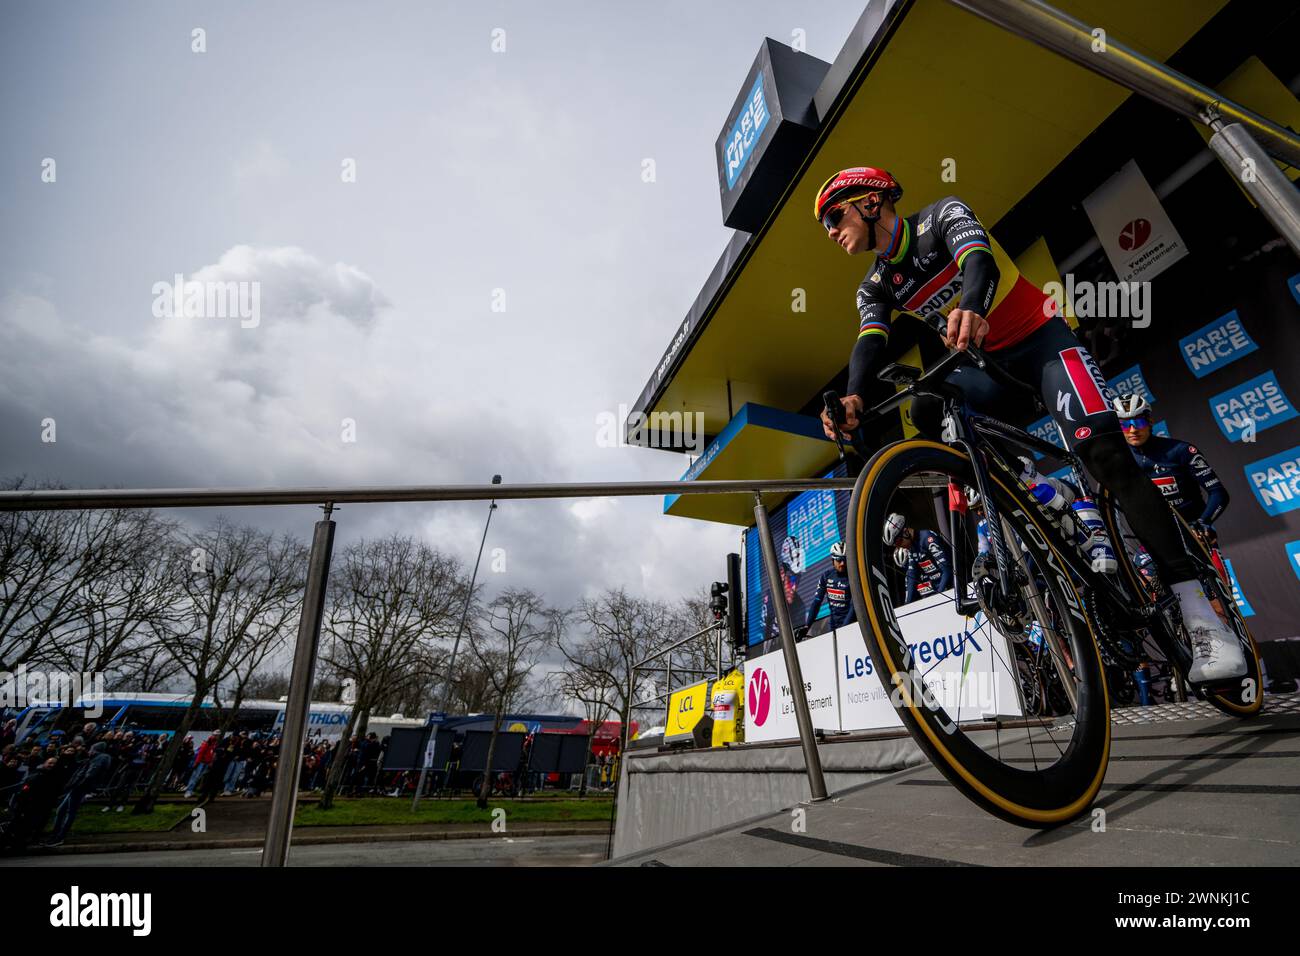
[0, 477, 855, 513]
[752, 493, 828, 801]
[415, 481, 500, 810]
[262, 505, 336, 867]
[1206, 121, 1300, 258]
[946, 0, 1300, 169]
[716, 625, 723, 681]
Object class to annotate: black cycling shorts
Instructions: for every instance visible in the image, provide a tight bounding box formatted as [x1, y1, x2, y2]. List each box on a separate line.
[912, 317, 1120, 452]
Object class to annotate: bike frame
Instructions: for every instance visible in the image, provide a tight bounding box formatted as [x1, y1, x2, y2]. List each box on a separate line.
[852, 347, 1159, 639]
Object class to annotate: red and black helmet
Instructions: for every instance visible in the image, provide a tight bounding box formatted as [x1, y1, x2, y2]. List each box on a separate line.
[812, 166, 903, 223]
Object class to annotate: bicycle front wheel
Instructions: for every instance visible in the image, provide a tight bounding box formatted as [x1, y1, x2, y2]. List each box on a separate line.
[847, 440, 1111, 828]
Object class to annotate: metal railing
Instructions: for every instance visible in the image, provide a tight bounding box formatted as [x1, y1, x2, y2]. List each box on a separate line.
[947, 0, 1300, 257]
[0, 476, 851, 863]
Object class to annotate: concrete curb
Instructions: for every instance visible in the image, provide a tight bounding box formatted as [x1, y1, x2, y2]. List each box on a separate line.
[29, 823, 612, 856]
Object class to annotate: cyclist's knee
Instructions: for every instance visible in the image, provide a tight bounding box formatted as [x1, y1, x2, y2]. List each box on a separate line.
[911, 393, 944, 439]
[1076, 430, 1136, 484]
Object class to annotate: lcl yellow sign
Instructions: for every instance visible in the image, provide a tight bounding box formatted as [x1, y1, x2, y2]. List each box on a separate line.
[664, 679, 709, 743]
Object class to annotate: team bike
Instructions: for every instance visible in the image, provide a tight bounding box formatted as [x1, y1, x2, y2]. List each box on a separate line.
[826, 328, 1262, 828]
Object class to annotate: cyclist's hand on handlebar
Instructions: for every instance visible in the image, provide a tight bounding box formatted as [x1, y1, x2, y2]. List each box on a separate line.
[944, 308, 989, 351]
[821, 394, 864, 440]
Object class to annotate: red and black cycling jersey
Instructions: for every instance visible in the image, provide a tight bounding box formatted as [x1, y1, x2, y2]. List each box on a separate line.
[847, 195, 1053, 399]
[1129, 435, 1229, 525]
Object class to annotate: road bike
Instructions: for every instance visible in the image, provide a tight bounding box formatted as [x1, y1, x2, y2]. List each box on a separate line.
[826, 331, 1262, 828]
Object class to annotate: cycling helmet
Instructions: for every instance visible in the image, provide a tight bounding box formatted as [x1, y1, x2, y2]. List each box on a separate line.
[813, 166, 903, 223]
[882, 512, 907, 545]
[893, 547, 910, 568]
[830, 541, 846, 561]
[965, 486, 981, 509]
[1112, 393, 1150, 420]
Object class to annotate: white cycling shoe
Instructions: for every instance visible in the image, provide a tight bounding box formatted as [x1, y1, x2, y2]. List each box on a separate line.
[1172, 580, 1246, 683]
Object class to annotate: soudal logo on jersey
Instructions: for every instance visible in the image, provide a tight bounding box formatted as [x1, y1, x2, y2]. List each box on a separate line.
[1151, 475, 1179, 497]
[1178, 310, 1258, 379]
[1106, 364, 1155, 408]
[1209, 370, 1298, 443]
[1244, 444, 1300, 517]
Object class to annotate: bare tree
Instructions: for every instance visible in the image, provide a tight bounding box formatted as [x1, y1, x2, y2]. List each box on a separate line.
[43, 511, 185, 683]
[134, 519, 306, 812]
[0, 479, 170, 673]
[467, 588, 554, 809]
[316, 536, 468, 810]
[570, 588, 676, 755]
[552, 620, 622, 797]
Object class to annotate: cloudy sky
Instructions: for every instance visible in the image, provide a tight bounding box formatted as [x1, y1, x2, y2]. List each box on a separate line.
[0, 1, 865, 620]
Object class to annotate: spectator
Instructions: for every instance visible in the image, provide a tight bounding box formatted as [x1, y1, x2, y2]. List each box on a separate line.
[43, 742, 114, 847]
[169, 735, 195, 790]
[185, 733, 220, 798]
[101, 732, 146, 812]
[6, 757, 63, 847]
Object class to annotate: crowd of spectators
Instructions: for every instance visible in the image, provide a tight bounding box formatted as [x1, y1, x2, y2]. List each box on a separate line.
[0, 718, 393, 849]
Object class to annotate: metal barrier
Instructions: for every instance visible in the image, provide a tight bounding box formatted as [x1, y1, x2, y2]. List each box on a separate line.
[0, 476, 851, 863]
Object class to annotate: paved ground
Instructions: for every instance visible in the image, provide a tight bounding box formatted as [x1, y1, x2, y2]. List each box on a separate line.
[612, 696, 1300, 867]
[4, 834, 609, 867]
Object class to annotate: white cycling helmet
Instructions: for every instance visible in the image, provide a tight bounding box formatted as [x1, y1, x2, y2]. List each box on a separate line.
[883, 512, 907, 545]
[965, 486, 981, 509]
[1112, 393, 1150, 420]
[893, 547, 910, 568]
[830, 541, 846, 561]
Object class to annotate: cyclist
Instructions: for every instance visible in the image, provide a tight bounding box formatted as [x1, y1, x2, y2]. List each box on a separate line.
[761, 559, 806, 642]
[805, 541, 856, 631]
[1113, 394, 1230, 536]
[813, 167, 1245, 683]
[884, 512, 952, 604]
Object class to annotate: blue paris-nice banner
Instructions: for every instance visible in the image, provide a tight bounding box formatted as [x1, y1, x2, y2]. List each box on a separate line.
[1177, 310, 1259, 379]
[1208, 370, 1298, 443]
[1287, 541, 1300, 584]
[722, 74, 770, 190]
[1243, 444, 1300, 517]
[1220, 558, 1256, 616]
[1107, 364, 1157, 406]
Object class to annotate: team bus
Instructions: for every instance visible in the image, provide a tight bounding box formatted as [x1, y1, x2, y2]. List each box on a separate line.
[8, 692, 423, 747]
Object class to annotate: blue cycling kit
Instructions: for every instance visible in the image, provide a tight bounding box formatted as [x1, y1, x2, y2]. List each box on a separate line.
[1129, 435, 1228, 525]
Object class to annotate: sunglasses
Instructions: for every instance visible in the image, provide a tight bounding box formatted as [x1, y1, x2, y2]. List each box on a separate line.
[1120, 417, 1151, 431]
[822, 192, 883, 232]
[821, 205, 848, 231]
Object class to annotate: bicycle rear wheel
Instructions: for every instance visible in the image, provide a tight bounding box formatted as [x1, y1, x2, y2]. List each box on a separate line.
[1098, 491, 1263, 718]
[848, 440, 1111, 828]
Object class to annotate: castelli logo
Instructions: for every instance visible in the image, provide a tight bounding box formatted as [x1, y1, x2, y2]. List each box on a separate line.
[1075, 426, 1092, 440]
[1117, 218, 1152, 252]
[892, 273, 903, 285]
[748, 668, 772, 726]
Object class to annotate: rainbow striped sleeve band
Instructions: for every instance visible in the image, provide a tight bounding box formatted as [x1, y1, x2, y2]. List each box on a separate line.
[858, 321, 890, 339]
[953, 240, 992, 268]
